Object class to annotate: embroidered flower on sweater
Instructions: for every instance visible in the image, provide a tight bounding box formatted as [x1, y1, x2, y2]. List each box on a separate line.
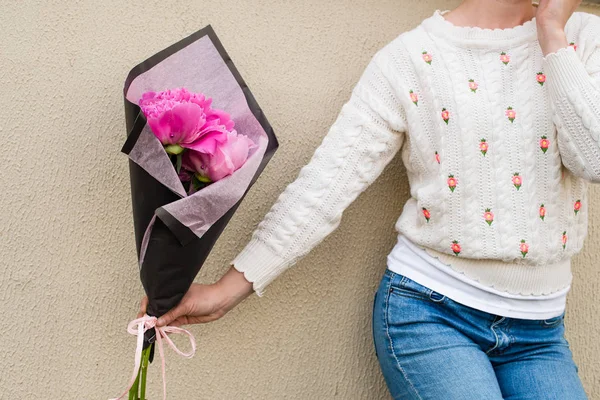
[447, 174, 457, 192]
[506, 106, 516, 123]
[451, 240, 461, 255]
[500, 52, 510, 65]
[484, 208, 494, 226]
[574, 200, 581, 215]
[520, 239, 529, 258]
[562, 231, 568, 249]
[569, 42, 577, 51]
[435, 151, 441, 164]
[441, 108, 450, 124]
[480, 139, 488, 156]
[540, 136, 550, 153]
[536, 72, 546, 86]
[512, 172, 522, 190]
[468, 79, 478, 93]
[422, 51, 432, 64]
[422, 207, 431, 222]
[409, 90, 419, 106]
[539, 204, 546, 221]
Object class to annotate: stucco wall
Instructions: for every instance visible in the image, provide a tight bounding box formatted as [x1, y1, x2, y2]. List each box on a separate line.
[2, 1, 600, 398]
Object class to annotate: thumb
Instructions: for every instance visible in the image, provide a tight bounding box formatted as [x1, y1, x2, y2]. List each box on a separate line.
[157, 304, 185, 327]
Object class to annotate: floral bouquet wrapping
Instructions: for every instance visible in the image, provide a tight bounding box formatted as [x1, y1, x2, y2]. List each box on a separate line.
[111, 26, 278, 399]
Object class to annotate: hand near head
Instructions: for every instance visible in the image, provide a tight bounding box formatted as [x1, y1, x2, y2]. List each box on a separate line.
[137, 266, 255, 327]
[536, 0, 582, 55]
[536, 0, 582, 31]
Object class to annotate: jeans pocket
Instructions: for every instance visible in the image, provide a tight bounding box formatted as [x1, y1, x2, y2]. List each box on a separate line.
[389, 271, 446, 304]
[540, 311, 565, 328]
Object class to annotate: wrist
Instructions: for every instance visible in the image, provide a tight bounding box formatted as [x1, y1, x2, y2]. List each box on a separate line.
[214, 265, 255, 310]
[537, 26, 568, 56]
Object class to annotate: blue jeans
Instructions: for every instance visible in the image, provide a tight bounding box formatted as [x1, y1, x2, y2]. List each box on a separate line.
[372, 269, 587, 399]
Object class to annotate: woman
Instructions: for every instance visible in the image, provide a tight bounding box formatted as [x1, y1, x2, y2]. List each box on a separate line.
[139, 0, 600, 397]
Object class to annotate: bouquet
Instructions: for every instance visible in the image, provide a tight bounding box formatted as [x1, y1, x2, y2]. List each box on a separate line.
[110, 26, 278, 400]
[139, 87, 257, 193]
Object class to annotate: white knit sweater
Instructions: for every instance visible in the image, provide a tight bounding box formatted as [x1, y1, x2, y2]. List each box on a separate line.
[232, 9, 600, 297]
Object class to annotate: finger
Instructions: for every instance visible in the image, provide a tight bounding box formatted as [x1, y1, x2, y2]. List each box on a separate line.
[157, 305, 184, 327]
[137, 296, 148, 318]
[165, 313, 220, 327]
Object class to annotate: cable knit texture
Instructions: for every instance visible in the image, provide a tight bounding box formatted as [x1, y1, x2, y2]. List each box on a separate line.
[232, 9, 600, 297]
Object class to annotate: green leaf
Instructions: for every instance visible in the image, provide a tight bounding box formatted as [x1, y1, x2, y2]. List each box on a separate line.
[139, 345, 152, 400]
[165, 144, 184, 155]
[196, 173, 212, 183]
[176, 153, 183, 174]
[191, 174, 203, 192]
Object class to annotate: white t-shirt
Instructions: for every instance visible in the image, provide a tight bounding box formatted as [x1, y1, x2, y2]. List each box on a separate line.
[386, 233, 569, 320]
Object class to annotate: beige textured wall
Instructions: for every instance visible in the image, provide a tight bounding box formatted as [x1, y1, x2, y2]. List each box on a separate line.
[2, 1, 600, 398]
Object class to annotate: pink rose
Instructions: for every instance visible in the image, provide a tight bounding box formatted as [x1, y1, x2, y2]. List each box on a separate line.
[441, 108, 450, 124]
[505, 107, 516, 122]
[520, 239, 529, 257]
[410, 90, 418, 104]
[422, 52, 432, 64]
[468, 80, 478, 92]
[183, 130, 256, 183]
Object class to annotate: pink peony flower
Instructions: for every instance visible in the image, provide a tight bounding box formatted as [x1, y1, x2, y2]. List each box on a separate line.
[139, 88, 234, 155]
[178, 169, 192, 182]
[183, 130, 256, 183]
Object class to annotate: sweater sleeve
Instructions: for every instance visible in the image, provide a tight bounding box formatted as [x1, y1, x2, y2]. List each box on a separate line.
[230, 51, 408, 296]
[542, 15, 600, 183]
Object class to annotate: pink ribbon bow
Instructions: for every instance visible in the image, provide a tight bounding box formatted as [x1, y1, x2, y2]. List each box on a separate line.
[109, 314, 196, 400]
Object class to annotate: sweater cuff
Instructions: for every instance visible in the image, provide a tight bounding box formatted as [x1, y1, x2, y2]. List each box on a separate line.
[543, 45, 591, 100]
[230, 237, 286, 297]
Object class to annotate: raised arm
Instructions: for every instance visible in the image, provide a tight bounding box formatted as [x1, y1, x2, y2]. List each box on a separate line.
[231, 51, 408, 296]
[541, 13, 600, 183]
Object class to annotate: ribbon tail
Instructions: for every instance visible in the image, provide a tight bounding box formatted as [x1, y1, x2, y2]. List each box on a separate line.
[162, 326, 197, 358]
[156, 331, 167, 400]
[109, 321, 145, 400]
